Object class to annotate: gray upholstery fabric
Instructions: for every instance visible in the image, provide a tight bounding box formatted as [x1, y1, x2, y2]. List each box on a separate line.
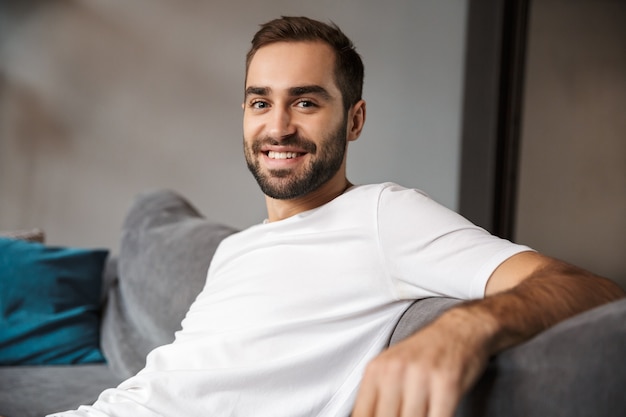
[459, 297, 626, 417]
[0, 364, 122, 417]
[389, 295, 626, 417]
[100, 189, 238, 378]
[390, 297, 463, 345]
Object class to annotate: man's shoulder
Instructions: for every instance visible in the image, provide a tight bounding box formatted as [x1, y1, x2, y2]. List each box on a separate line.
[350, 182, 431, 205]
[348, 182, 421, 197]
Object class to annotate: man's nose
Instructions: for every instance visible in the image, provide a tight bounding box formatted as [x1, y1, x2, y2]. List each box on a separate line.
[267, 107, 296, 140]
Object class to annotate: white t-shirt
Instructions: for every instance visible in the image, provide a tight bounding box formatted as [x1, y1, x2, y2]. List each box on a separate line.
[51, 183, 531, 417]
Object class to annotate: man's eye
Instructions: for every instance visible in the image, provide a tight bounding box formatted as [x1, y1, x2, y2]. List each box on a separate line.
[251, 101, 268, 109]
[296, 100, 316, 108]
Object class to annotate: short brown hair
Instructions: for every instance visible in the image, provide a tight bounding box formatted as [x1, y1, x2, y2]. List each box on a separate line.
[246, 16, 364, 111]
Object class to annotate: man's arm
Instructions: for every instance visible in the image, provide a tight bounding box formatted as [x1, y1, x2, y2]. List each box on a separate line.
[352, 251, 625, 417]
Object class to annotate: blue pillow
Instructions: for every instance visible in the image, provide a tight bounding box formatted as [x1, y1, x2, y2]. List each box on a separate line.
[0, 237, 108, 365]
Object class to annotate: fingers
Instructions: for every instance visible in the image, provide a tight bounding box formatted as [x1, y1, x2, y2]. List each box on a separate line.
[352, 354, 465, 417]
[353, 375, 457, 417]
[353, 358, 430, 417]
[427, 371, 462, 417]
[351, 370, 377, 417]
[373, 379, 401, 417]
[351, 310, 492, 417]
[398, 366, 428, 417]
[353, 357, 408, 417]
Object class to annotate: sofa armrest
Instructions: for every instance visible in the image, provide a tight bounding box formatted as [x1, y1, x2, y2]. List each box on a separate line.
[389, 296, 626, 417]
[389, 297, 462, 346]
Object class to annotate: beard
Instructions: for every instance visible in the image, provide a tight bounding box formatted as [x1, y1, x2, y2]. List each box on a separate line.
[244, 120, 347, 200]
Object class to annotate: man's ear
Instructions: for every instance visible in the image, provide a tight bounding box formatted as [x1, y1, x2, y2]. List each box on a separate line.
[347, 100, 366, 142]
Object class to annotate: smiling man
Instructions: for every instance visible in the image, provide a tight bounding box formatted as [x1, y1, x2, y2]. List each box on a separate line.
[50, 16, 624, 417]
[242, 39, 362, 219]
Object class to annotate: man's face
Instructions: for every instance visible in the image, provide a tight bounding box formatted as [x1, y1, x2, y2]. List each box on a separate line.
[243, 41, 349, 200]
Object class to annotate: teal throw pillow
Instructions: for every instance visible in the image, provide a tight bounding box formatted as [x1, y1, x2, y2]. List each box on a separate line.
[0, 237, 108, 365]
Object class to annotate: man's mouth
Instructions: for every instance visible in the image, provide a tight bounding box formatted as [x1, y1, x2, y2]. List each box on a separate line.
[266, 151, 305, 160]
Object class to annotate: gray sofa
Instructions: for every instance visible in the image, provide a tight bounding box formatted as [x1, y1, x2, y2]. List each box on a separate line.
[1, 189, 625, 417]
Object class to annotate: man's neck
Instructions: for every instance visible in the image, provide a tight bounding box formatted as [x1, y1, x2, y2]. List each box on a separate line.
[264, 176, 353, 223]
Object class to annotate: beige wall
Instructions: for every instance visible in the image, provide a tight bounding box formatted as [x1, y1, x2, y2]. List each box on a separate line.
[516, 0, 626, 288]
[0, 1, 468, 251]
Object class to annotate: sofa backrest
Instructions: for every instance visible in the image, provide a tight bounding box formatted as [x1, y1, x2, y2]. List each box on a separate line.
[100, 189, 238, 378]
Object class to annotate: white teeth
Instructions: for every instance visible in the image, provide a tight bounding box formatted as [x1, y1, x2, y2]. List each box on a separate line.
[268, 151, 301, 159]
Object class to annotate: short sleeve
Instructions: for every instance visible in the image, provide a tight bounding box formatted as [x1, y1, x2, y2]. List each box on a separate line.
[377, 184, 532, 300]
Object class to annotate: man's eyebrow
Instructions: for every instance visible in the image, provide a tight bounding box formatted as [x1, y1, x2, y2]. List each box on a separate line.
[245, 86, 270, 97]
[244, 85, 332, 101]
[288, 85, 331, 100]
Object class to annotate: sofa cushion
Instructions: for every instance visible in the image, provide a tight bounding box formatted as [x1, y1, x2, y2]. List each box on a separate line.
[0, 237, 108, 365]
[0, 364, 123, 417]
[101, 189, 238, 378]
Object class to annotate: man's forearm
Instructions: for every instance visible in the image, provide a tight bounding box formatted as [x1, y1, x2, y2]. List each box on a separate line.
[453, 258, 625, 354]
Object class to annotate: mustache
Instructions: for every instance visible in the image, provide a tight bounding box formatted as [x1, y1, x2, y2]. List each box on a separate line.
[251, 134, 317, 154]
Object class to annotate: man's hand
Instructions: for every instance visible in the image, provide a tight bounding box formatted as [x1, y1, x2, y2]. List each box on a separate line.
[352, 252, 625, 417]
[351, 307, 495, 417]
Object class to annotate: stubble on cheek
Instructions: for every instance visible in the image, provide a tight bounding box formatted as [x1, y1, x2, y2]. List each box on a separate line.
[242, 120, 346, 200]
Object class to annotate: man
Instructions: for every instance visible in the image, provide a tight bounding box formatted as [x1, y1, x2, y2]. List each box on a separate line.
[52, 16, 624, 417]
